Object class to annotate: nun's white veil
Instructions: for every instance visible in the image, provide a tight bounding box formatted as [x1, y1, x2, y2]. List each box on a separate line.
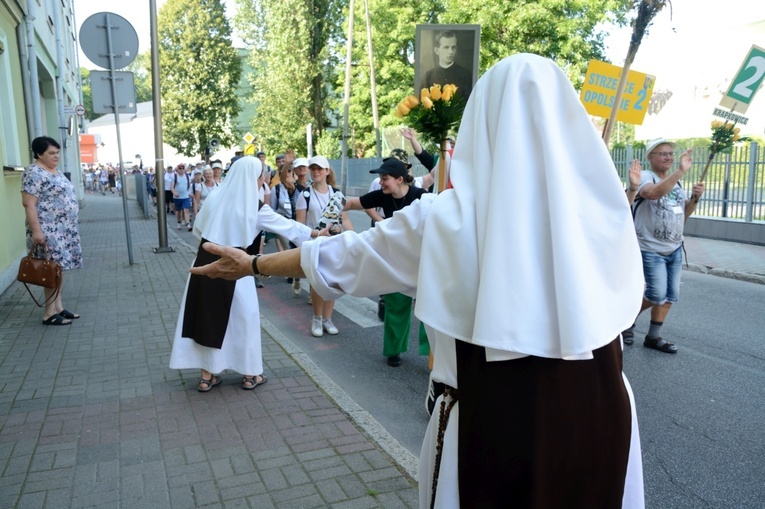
[192, 156, 263, 247]
[415, 53, 644, 358]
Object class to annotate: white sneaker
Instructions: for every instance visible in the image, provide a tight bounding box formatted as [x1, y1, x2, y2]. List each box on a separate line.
[311, 317, 323, 337]
[307, 294, 312, 305]
[177, 222, 182, 230]
[323, 319, 338, 335]
[292, 278, 301, 295]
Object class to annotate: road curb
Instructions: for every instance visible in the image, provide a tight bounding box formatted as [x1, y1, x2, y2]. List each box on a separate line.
[685, 263, 765, 285]
[260, 316, 421, 482]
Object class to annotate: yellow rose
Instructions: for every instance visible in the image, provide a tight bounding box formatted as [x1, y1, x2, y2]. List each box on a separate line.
[429, 84, 442, 101]
[711, 120, 723, 129]
[420, 88, 431, 102]
[725, 122, 734, 131]
[396, 103, 410, 116]
[441, 87, 454, 101]
[422, 96, 434, 109]
[733, 133, 741, 141]
[405, 95, 419, 108]
[733, 127, 741, 135]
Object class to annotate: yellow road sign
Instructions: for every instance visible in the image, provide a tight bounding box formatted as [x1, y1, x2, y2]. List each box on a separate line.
[580, 60, 655, 125]
[243, 132, 255, 144]
[244, 143, 256, 155]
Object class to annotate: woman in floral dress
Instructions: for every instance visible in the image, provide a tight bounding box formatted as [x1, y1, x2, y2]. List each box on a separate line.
[21, 136, 83, 325]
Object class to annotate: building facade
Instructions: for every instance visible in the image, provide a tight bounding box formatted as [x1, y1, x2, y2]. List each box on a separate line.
[0, 0, 82, 293]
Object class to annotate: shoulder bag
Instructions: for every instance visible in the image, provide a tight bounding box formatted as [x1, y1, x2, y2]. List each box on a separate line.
[17, 244, 62, 307]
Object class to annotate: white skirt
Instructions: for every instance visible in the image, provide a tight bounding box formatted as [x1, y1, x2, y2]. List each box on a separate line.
[169, 274, 263, 375]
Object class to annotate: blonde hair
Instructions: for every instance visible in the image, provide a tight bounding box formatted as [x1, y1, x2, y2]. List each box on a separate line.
[326, 166, 337, 188]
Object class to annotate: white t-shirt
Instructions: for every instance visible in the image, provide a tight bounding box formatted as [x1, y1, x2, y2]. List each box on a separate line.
[295, 186, 335, 229]
[258, 182, 270, 203]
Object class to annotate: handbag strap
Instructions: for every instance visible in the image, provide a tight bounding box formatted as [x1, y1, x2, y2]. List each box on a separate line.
[24, 243, 58, 307]
[29, 242, 53, 261]
[22, 282, 60, 308]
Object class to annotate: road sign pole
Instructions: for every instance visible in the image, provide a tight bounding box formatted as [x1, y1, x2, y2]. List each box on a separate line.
[106, 12, 135, 266]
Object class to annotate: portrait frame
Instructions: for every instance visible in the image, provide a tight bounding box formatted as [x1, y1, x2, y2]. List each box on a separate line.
[414, 24, 481, 101]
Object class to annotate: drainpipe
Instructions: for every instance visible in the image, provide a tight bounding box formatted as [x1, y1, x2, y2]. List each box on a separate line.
[16, 23, 35, 151]
[70, 0, 86, 135]
[24, 0, 42, 139]
[52, 0, 71, 180]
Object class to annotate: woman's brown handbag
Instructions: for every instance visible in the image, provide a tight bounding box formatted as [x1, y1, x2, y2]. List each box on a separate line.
[17, 245, 62, 307]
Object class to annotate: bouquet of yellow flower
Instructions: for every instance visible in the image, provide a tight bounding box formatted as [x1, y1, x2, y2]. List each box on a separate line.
[394, 84, 466, 146]
[709, 120, 748, 156]
[699, 120, 750, 183]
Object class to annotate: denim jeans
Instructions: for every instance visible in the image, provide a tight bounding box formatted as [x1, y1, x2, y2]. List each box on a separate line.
[641, 247, 683, 305]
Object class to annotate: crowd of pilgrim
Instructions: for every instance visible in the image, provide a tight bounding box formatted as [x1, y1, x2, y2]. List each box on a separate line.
[181, 53, 668, 508]
[24, 51, 706, 507]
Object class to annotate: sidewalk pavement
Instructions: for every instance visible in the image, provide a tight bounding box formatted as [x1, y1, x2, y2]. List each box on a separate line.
[683, 235, 765, 284]
[0, 194, 418, 509]
[1, 195, 763, 509]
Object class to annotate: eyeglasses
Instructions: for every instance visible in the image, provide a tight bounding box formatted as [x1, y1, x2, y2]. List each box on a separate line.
[653, 151, 675, 158]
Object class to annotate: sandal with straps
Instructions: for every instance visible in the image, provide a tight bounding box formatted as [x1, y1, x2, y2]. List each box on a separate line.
[643, 336, 678, 354]
[197, 375, 222, 392]
[242, 375, 267, 390]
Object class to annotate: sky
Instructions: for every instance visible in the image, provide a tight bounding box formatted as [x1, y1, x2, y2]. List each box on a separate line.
[74, 0, 765, 78]
[72, 0, 239, 68]
[603, 0, 765, 89]
[72, 0, 765, 102]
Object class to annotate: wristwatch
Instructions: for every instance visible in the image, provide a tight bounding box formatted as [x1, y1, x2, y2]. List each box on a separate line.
[251, 254, 263, 276]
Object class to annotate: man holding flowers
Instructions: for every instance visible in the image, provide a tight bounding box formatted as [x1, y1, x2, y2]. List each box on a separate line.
[622, 138, 704, 353]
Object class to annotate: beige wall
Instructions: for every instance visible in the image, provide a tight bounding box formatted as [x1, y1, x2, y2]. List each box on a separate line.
[0, 6, 32, 292]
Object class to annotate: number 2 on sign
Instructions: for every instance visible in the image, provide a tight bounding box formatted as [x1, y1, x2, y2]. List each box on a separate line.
[732, 56, 765, 99]
[634, 89, 646, 111]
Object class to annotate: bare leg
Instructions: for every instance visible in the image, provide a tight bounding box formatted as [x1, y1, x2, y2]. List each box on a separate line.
[322, 300, 334, 321]
[43, 283, 69, 323]
[311, 286, 324, 317]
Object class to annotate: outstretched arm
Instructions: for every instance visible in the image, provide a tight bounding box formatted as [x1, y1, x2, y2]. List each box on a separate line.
[189, 243, 304, 280]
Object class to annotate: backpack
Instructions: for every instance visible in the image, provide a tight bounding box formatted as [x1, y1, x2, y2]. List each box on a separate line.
[173, 172, 190, 188]
[302, 186, 338, 215]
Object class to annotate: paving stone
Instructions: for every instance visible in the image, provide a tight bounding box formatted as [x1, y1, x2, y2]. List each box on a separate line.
[0, 196, 420, 509]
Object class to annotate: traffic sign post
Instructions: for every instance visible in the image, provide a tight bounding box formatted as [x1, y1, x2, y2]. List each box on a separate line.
[580, 60, 656, 125]
[79, 12, 139, 265]
[74, 105, 86, 117]
[719, 45, 765, 114]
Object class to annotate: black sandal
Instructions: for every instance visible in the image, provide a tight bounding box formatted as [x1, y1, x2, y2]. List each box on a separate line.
[42, 314, 71, 326]
[58, 309, 80, 320]
[197, 375, 222, 392]
[643, 336, 678, 354]
[621, 329, 634, 345]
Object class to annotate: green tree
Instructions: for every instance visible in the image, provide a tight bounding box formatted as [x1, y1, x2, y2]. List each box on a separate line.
[126, 52, 153, 105]
[80, 68, 94, 121]
[80, 54, 152, 122]
[343, 0, 631, 156]
[158, 0, 242, 158]
[234, 0, 344, 154]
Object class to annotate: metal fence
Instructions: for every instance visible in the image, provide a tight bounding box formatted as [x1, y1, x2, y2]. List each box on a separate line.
[328, 143, 765, 223]
[610, 142, 765, 222]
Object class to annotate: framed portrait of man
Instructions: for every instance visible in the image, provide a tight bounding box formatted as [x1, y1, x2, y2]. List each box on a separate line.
[414, 24, 481, 102]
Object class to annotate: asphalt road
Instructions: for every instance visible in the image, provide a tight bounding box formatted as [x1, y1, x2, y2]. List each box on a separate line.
[258, 210, 765, 508]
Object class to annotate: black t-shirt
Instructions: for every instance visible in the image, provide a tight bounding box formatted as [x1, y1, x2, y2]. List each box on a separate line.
[359, 186, 427, 219]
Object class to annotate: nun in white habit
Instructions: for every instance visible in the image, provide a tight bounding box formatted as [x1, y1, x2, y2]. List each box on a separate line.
[169, 156, 318, 391]
[190, 54, 646, 508]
